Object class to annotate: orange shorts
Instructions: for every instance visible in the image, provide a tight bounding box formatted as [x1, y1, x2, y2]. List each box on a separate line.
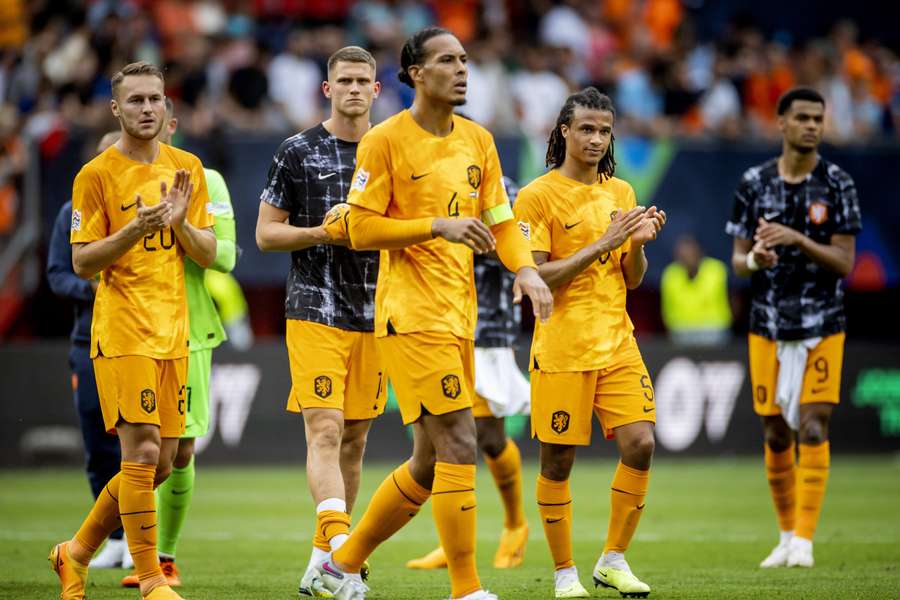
[286, 319, 386, 421]
[531, 345, 655, 445]
[377, 331, 475, 425]
[93, 355, 187, 438]
[748, 332, 844, 417]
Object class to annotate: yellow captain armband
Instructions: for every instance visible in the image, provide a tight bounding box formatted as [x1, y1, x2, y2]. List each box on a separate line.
[481, 202, 514, 226]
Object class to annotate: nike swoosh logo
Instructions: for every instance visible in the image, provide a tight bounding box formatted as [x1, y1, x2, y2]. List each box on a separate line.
[171, 489, 191, 495]
[322, 562, 343, 579]
[643, 406, 655, 413]
[121, 202, 137, 211]
[636, 503, 645, 510]
[545, 517, 564, 523]
[811, 387, 827, 394]
[564, 220, 583, 230]
[318, 172, 337, 180]
[411, 173, 430, 180]
[461, 504, 476, 511]
[763, 211, 780, 220]
[140, 523, 157, 530]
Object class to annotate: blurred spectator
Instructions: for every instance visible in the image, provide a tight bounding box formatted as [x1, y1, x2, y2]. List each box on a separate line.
[660, 234, 732, 347]
[267, 28, 323, 132]
[698, 49, 741, 137]
[510, 44, 571, 138]
[0, 2, 896, 145]
[0, 104, 24, 236]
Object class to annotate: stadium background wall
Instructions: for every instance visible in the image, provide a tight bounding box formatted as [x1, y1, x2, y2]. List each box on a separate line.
[5, 340, 899, 467]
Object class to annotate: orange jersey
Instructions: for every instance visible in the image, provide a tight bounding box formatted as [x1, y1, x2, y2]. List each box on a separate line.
[70, 143, 214, 359]
[515, 169, 638, 372]
[347, 110, 512, 339]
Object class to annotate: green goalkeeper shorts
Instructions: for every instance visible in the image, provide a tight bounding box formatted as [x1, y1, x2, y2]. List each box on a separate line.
[184, 347, 213, 438]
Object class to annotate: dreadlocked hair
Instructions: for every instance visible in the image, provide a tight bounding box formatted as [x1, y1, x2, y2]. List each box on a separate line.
[398, 27, 453, 88]
[545, 87, 617, 182]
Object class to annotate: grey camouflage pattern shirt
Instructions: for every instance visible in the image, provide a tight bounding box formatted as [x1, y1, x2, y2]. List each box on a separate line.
[260, 124, 378, 331]
[726, 156, 862, 340]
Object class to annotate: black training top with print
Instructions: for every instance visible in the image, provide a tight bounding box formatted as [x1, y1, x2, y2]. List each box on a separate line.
[475, 176, 521, 348]
[260, 124, 378, 331]
[474, 255, 518, 348]
[726, 156, 862, 341]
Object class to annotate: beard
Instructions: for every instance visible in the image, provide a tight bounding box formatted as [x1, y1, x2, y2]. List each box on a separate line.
[121, 116, 163, 141]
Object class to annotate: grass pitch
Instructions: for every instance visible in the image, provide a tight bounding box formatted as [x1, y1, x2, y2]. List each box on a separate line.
[2, 457, 899, 599]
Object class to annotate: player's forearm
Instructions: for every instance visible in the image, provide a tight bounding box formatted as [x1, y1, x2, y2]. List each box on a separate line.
[72, 223, 145, 279]
[210, 238, 236, 273]
[491, 220, 537, 274]
[348, 206, 434, 251]
[732, 250, 754, 278]
[795, 236, 854, 278]
[256, 220, 329, 252]
[621, 245, 647, 289]
[174, 222, 217, 268]
[537, 239, 614, 290]
[209, 216, 237, 273]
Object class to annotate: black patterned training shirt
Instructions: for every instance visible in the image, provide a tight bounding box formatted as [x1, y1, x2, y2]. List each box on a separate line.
[475, 255, 518, 348]
[726, 156, 862, 341]
[475, 176, 520, 348]
[260, 124, 378, 331]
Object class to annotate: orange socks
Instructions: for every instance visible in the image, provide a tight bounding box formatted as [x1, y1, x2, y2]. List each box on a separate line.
[485, 439, 525, 529]
[72, 473, 123, 563]
[603, 462, 649, 554]
[334, 462, 430, 572]
[432, 462, 480, 599]
[764, 443, 796, 533]
[313, 509, 351, 552]
[119, 462, 165, 590]
[536, 475, 573, 570]
[795, 442, 830, 540]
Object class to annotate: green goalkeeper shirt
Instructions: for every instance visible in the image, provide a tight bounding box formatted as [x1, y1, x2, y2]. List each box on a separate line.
[186, 168, 237, 351]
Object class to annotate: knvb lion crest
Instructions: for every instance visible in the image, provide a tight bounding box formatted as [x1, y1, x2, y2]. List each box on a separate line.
[809, 201, 828, 225]
[314, 375, 333, 399]
[441, 374, 462, 399]
[467, 165, 482, 190]
[140, 389, 157, 414]
[551, 410, 570, 434]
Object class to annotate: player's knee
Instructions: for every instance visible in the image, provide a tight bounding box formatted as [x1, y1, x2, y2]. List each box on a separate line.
[800, 419, 828, 445]
[154, 463, 172, 488]
[539, 444, 575, 480]
[340, 432, 368, 462]
[763, 423, 793, 452]
[308, 420, 343, 452]
[173, 440, 194, 469]
[622, 434, 655, 469]
[477, 426, 507, 458]
[439, 437, 477, 464]
[128, 440, 161, 466]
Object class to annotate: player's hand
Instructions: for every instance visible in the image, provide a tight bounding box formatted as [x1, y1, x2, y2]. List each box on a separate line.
[629, 206, 666, 246]
[161, 169, 193, 228]
[432, 217, 496, 254]
[513, 266, 553, 321]
[597, 206, 645, 251]
[322, 203, 351, 246]
[755, 218, 799, 247]
[750, 240, 778, 269]
[132, 194, 171, 235]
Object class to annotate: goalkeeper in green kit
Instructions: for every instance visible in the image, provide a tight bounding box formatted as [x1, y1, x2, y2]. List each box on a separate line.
[121, 98, 239, 588]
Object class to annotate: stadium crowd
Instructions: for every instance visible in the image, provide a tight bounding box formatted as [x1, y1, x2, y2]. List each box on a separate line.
[1, 0, 898, 158]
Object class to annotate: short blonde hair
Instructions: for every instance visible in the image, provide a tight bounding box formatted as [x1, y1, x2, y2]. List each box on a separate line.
[327, 46, 376, 76]
[111, 61, 164, 98]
